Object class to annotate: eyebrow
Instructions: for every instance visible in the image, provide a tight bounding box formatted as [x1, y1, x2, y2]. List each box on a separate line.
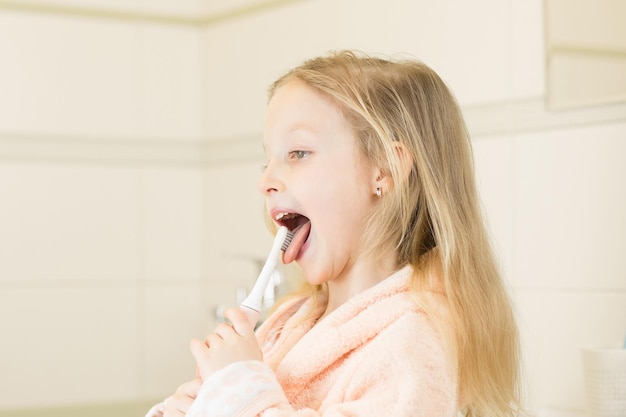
[262, 123, 319, 153]
[286, 123, 318, 137]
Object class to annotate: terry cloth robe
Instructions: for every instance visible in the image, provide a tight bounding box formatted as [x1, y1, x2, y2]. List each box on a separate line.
[150, 265, 458, 417]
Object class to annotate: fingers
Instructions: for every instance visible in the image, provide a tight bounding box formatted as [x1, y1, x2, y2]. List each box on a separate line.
[204, 333, 222, 352]
[190, 338, 208, 362]
[190, 337, 214, 381]
[212, 322, 235, 341]
[203, 309, 253, 348]
[191, 309, 260, 381]
[180, 378, 202, 399]
[223, 307, 255, 336]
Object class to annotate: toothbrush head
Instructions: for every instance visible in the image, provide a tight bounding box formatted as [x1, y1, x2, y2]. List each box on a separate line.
[281, 229, 294, 252]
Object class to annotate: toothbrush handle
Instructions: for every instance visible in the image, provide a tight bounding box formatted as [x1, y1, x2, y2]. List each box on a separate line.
[239, 226, 288, 326]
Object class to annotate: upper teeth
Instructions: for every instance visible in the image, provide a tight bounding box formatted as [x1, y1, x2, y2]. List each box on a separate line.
[275, 212, 297, 221]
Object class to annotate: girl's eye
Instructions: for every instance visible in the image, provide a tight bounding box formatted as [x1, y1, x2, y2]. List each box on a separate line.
[288, 150, 309, 159]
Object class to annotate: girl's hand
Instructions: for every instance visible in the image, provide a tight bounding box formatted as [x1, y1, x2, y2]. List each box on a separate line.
[190, 307, 262, 381]
[163, 378, 202, 417]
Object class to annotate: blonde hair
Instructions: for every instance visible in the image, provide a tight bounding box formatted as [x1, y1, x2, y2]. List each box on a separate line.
[268, 50, 521, 417]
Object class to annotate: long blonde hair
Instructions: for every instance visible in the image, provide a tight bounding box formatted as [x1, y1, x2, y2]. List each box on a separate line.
[268, 50, 521, 417]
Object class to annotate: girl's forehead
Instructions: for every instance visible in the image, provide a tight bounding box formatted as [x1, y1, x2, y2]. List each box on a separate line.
[264, 82, 349, 139]
[268, 80, 332, 111]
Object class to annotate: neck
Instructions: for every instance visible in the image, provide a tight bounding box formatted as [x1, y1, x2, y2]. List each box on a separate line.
[321, 253, 398, 319]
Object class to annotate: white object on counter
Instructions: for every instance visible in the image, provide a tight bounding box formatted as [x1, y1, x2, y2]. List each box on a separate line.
[581, 347, 626, 417]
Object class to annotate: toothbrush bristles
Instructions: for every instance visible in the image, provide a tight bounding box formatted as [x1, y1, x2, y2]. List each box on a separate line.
[281, 230, 294, 252]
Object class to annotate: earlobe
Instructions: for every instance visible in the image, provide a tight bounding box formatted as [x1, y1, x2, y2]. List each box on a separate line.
[372, 170, 390, 195]
[373, 172, 392, 197]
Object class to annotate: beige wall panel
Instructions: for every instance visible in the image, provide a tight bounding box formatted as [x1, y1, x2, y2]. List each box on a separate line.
[512, 122, 626, 291]
[137, 25, 205, 140]
[511, 0, 545, 98]
[202, 0, 338, 140]
[0, 11, 138, 137]
[473, 135, 516, 285]
[547, 0, 626, 51]
[0, 286, 139, 408]
[0, 163, 141, 283]
[333, 0, 512, 105]
[141, 284, 211, 399]
[549, 53, 626, 108]
[141, 167, 205, 281]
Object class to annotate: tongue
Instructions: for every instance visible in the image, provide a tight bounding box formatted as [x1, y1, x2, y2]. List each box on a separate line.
[282, 221, 310, 264]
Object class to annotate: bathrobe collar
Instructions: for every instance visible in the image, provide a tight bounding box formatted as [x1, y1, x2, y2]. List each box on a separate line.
[258, 265, 416, 395]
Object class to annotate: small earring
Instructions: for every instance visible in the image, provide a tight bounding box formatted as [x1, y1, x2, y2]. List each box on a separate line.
[375, 187, 382, 198]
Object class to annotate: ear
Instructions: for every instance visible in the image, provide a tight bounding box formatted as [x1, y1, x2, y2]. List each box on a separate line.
[372, 142, 414, 195]
[393, 141, 414, 181]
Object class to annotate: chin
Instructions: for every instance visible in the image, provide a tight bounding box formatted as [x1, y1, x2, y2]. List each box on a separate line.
[300, 266, 330, 287]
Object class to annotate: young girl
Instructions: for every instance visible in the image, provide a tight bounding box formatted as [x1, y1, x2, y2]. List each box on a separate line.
[151, 50, 522, 417]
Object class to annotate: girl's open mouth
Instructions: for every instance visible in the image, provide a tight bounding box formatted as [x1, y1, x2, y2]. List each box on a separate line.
[275, 212, 311, 263]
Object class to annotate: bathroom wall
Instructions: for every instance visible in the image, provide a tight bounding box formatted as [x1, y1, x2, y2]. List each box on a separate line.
[0, 0, 624, 415]
[546, 0, 626, 108]
[0, 0, 218, 412]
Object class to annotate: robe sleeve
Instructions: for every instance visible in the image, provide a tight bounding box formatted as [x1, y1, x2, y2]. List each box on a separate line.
[185, 361, 289, 417]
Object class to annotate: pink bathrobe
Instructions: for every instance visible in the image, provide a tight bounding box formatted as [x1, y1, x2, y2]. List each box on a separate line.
[150, 265, 458, 417]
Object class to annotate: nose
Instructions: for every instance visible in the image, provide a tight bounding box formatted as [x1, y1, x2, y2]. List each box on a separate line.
[257, 161, 283, 196]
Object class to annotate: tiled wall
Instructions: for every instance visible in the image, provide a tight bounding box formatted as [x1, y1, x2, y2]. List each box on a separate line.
[0, 0, 624, 415]
[0, 1, 214, 410]
[473, 123, 626, 411]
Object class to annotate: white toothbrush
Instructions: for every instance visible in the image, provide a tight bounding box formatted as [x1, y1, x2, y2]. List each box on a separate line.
[240, 226, 293, 326]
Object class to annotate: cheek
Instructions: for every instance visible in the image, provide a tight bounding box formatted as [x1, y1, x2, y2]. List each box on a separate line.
[298, 167, 339, 199]
[298, 160, 373, 218]
[323, 179, 373, 221]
